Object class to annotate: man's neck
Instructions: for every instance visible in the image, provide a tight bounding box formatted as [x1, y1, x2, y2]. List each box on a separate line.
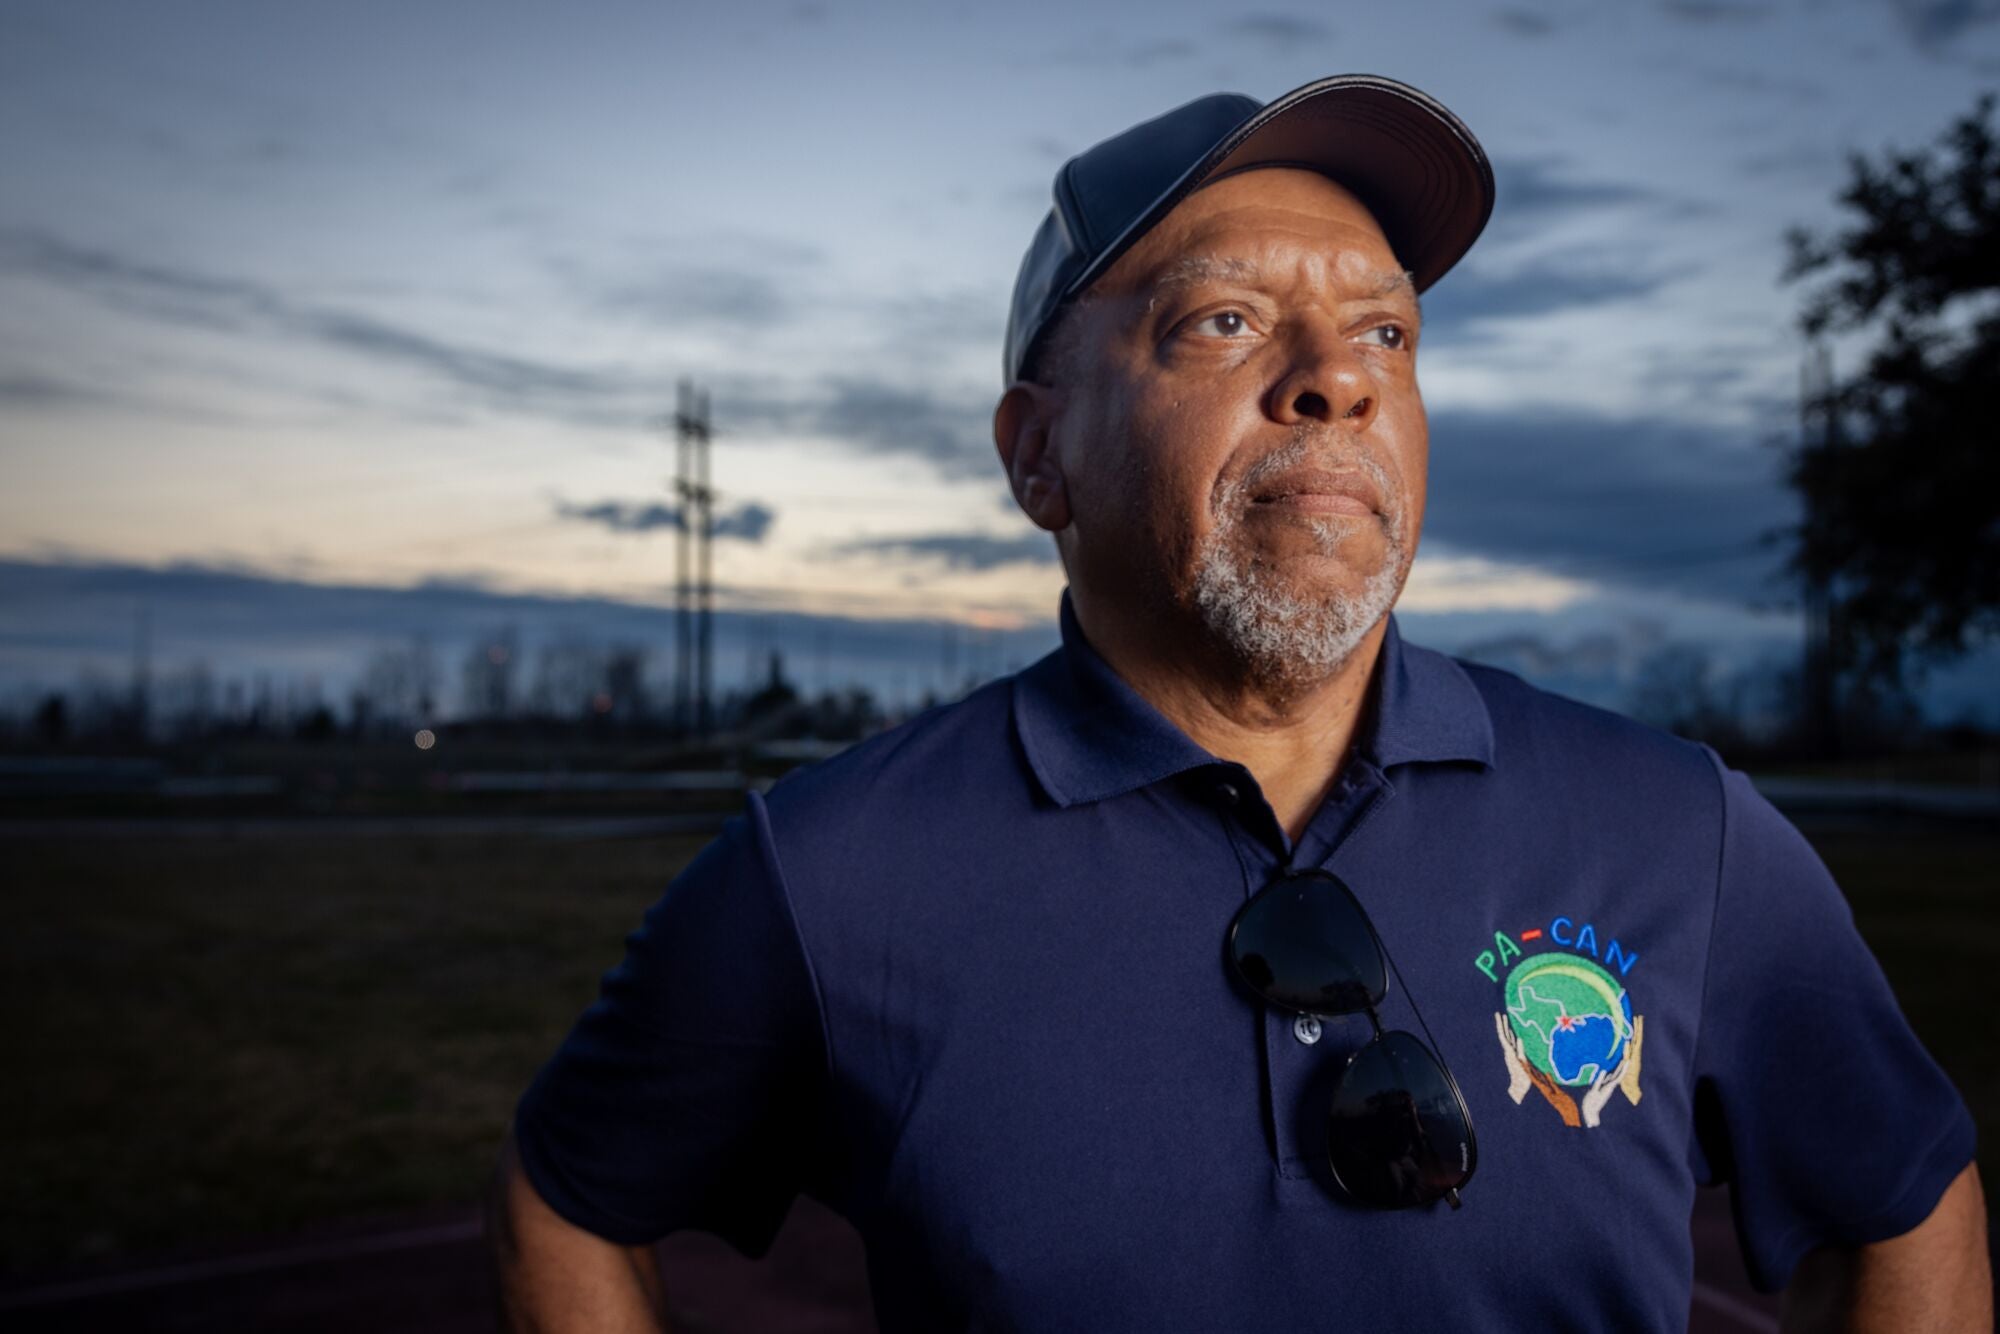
[1074, 597, 1389, 844]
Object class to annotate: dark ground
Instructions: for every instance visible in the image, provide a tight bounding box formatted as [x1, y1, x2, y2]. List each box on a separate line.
[0, 1190, 1776, 1333]
[4, 811, 1990, 1330]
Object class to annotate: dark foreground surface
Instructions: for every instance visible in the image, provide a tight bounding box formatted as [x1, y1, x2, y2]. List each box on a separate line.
[7, 813, 1989, 1330]
[0, 1189, 1777, 1333]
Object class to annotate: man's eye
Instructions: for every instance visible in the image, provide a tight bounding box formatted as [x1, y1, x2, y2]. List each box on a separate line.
[1188, 310, 1253, 338]
[1360, 323, 1409, 350]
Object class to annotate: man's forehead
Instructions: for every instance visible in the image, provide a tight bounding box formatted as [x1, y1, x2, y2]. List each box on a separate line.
[1140, 253, 1419, 305]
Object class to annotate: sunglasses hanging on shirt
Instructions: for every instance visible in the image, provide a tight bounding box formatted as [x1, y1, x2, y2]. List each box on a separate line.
[1225, 866, 1478, 1210]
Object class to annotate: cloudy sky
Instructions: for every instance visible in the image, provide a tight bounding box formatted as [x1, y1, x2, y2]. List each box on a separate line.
[2, 0, 1997, 714]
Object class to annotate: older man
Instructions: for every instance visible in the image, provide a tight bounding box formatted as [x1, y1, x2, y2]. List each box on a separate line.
[489, 76, 1989, 1331]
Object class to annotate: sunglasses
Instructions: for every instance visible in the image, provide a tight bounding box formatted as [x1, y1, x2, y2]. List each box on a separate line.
[1225, 866, 1477, 1210]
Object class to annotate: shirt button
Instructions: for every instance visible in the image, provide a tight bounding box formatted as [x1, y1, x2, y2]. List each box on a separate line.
[1211, 781, 1240, 808]
[1293, 1014, 1323, 1045]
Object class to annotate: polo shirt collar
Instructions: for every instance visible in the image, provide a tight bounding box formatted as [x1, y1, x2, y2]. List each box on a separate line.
[1012, 590, 1495, 808]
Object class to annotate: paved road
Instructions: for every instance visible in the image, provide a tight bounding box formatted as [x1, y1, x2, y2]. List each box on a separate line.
[1, 1189, 1778, 1332]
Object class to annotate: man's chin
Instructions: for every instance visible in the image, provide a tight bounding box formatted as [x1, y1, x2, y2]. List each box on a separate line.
[1190, 570, 1400, 688]
[1183, 514, 1409, 681]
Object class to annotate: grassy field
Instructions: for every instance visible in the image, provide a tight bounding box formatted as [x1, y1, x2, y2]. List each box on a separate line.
[1796, 821, 2000, 1211]
[4, 819, 1995, 1275]
[3, 832, 705, 1274]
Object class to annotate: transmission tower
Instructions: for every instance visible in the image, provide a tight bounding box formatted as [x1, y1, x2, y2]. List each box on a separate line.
[1799, 343, 1842, 758]
[670, 378, 716, 737]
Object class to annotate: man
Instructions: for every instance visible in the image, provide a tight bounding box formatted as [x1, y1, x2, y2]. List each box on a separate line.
[489, 75, 1990, 1330]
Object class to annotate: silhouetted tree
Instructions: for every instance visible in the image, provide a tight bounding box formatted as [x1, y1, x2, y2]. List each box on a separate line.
[743, 650, 801, 730]
[295, 703, 337, 742]
[461, 627, 520, 720]
[33, 692, 68, 746]
[1782, 93, 2000, 687]
[360, 638, 440, 728]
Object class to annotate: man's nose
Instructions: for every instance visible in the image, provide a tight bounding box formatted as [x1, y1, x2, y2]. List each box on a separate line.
[1266, 327, 1376, 430]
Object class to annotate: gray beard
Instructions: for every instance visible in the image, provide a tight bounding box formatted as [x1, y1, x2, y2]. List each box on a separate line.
[1188, 437, 1408, 688]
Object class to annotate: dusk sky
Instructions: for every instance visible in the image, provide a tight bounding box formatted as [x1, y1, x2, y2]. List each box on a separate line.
[3, 1, 1997, 717]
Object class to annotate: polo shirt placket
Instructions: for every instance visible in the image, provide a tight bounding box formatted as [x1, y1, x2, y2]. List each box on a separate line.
[1139, 609, 1499, 1189]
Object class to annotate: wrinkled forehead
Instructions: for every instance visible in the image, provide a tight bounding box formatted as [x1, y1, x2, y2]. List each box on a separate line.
[1095, 165, 1409, 303]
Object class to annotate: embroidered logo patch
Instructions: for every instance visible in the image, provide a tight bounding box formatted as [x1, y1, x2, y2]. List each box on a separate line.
[1473, 919, 1643, 1129]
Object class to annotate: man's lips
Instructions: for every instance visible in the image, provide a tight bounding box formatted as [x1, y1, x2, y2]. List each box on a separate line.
[1246, 467, 1382, 518]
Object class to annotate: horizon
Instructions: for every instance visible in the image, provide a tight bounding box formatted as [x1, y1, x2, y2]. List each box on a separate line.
[7, 551, 1997, 733]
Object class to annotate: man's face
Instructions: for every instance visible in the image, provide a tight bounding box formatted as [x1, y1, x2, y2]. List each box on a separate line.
[1044, 166, 1428, 684]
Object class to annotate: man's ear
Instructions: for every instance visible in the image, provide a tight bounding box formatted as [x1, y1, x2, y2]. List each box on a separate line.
[993, 382, 1072, 534]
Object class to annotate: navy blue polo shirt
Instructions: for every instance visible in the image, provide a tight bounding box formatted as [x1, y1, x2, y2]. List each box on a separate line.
[515, 595, 1975, 1331]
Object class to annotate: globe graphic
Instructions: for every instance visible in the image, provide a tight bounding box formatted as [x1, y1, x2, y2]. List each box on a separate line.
[1504, 953, 1634, 1087]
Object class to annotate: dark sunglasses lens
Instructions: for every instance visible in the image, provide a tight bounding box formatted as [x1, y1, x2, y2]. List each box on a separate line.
[1227, 871, 1385, 1014]
[1328, 1031, 1475, 1208]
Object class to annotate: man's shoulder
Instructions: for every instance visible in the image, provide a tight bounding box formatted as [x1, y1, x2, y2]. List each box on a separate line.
[758, 672, 1025, 839]
[1431, 642, 1724, 801]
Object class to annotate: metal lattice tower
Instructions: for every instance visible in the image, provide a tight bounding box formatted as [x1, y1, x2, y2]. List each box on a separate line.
[670, 379, 716, 737]
[1800, 343, 1842, 757]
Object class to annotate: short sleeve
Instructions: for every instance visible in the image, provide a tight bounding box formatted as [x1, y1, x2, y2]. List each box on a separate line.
[511, 791, 828, 1255]
[1689, 748, 1976, 1291]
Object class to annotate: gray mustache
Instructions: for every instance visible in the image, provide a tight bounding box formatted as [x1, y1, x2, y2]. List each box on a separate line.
[1218, 433, 1403, 543]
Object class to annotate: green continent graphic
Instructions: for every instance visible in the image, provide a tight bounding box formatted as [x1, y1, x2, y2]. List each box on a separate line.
[1504, 953, 1633, 1088]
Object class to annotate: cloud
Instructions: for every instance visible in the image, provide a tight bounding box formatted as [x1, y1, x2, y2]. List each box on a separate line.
[1033, 11, 1331, 68]
[594, 264, 794, 330]
[1224, 14, 1335, 45]
[567, 229, 825, 331]
[1492, 8, 1557, 36]
[1118, 39, 1197, 67]
[1423, 406, 1793, 605]
[555, 498, 776, 542]
[0, 229, 271, 309]
[0, 371, 117, 409]
[1889, 0, 2000, 45]
[1031, 31, 1197, 69]
[1477, 158, 1707, 252]
[1732, 140, 1841, 180]
[837, 530, 1057, 571]
[0, 227, 277, 337]
[304, 309, 626, 403]
[0, 226, 1004, 457]
[751, 374, 998, 478]
[714, 504, 778, 541]
[1658, 0, 1773, 21]
[1491, 157, 1659, 224]
[1695, 67, 1828, 104]
[1422, 256, 1685, 340]
[0, 226, 656, 429]
[873, 290, 1006, 362]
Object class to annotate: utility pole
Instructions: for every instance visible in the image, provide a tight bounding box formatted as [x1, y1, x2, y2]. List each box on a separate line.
[1799, 344, 1841, 759]
[670, 378, 716, 738]
[694, 385, 715, 735]
[130, 601, 151, 742]
[672, 379, 694, 734]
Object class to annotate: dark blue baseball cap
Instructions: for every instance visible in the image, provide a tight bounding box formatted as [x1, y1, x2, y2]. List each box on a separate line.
[1003, 74, 1494, 386]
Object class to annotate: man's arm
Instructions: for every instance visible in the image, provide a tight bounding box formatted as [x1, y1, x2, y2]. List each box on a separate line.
[486, 1128, 670, 1334]
[1781, 1160, 1992, 1332]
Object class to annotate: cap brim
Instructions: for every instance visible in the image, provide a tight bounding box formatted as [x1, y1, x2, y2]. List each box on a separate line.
[1060, 74, 1494, 305]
